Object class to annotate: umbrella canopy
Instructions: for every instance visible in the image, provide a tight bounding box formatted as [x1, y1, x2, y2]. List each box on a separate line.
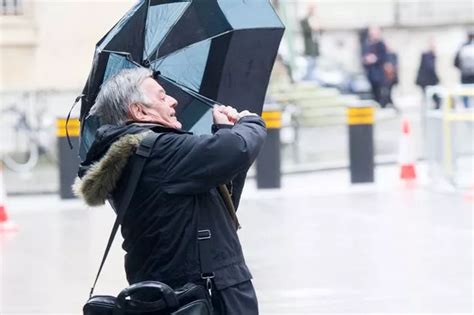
[79, 0, 284, 159]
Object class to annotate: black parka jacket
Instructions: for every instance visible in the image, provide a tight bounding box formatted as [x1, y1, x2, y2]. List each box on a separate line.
[74, 116, 266, 290]
[416, 51, 439, 88]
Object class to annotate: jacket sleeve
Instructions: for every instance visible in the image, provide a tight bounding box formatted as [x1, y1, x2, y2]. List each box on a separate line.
[210, 123, 247, 210]
[161, 116, 266, 194]
[211, 123, 249, 210]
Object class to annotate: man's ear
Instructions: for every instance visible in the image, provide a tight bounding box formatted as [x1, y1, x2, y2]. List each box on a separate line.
[128, 103, 145, 121]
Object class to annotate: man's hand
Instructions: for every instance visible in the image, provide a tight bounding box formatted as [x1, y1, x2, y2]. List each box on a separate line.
[213, 105, 238, 125]
[238, 110, 258, 119]
[364, 53, 377, 65]
[213, 105, 258, 125]
[213, 105, 253, 125]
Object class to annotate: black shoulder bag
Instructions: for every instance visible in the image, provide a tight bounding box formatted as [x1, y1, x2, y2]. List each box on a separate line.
[83, 132, 213, 315]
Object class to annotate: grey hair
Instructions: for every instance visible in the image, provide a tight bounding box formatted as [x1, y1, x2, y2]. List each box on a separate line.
[89, 68, 153, 125]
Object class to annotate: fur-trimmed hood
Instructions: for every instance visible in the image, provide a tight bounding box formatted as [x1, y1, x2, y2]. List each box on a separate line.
[73, 122, 191, 207]
[73, 131, 150, 206]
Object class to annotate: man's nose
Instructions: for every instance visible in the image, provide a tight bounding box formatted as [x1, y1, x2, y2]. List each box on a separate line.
[168, 96, 178, 107]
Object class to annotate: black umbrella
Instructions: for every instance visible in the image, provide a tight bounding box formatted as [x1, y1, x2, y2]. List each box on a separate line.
[79, 0, 284, 159]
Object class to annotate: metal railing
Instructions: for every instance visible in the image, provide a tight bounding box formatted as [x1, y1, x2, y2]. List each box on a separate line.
[424, 85, 474, 188]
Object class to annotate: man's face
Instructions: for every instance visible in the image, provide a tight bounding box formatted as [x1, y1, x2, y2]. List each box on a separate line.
[368, 27, 381, 42]
[134, 78, 182, 129]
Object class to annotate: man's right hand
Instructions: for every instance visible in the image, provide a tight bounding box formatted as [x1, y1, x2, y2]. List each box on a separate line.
[213, 105, 257, 125]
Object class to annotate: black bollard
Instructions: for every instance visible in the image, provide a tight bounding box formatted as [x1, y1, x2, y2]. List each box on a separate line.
[256, 106, 281, 189]
[57, 118, 80, 199]
[347, 103, 375, 183]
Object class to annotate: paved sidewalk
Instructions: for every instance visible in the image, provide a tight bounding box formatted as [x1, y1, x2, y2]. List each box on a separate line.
[1, 164, 472, 314]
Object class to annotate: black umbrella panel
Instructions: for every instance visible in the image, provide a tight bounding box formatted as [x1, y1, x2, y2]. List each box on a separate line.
[79, 0, 285, 159]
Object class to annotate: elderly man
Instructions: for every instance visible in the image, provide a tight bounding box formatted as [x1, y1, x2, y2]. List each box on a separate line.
[74, 68, 266, 314]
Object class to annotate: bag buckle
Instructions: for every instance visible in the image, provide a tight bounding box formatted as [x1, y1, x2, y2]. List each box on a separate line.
[136, 142, 153, 158]
[201, 272, 215, 297]
[197, 229, 211, 240]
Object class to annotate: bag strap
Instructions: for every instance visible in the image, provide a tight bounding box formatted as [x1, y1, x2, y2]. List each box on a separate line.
[197, 203, 215, 296]
[197, 184, 240, 296]
[89, 132, 161, 298]
[88, 131, 233, 298]
[218, 184, 240, 230]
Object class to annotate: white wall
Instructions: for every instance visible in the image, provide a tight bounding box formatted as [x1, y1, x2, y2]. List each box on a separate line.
[33, 0, 136, 90]
[0, 0, 135, 91]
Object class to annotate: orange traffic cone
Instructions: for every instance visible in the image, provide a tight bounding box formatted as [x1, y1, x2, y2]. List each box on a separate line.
[399, 118, 417, 182]
[465, 185, 474, 202]
[0, 164, 18, 232]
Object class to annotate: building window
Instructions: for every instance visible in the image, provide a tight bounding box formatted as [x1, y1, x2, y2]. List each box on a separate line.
[1, 0, 23, 15]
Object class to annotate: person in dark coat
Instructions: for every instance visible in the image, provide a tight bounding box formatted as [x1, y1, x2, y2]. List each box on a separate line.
[73, 68, 266, 314]
[454, 30, 474, 85]
[416, 41, 441, 109]
[416, 42, 439, 90]
[362, 26, 388, 107]
[382, 46, 399, 110]
[300, 4, 320, 80]
[454, 30, 474, 108]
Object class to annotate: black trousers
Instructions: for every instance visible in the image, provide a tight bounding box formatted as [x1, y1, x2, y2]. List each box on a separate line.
[369, 80, 385, 107]
[211, 280, 259, 315]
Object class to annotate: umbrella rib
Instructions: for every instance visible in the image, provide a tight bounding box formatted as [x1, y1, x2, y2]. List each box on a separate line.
[143, 0, 152, 64]
[159, 75, 216, 108]
[101, 50, 133, 57]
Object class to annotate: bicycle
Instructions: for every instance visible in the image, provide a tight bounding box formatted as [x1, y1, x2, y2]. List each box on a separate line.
[1, 100, 56, 172]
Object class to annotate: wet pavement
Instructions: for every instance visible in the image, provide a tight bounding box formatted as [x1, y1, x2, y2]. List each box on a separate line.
[1, 164, 472, 314]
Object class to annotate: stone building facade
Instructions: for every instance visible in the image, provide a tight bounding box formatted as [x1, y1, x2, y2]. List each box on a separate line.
[0, 0, 472, 99]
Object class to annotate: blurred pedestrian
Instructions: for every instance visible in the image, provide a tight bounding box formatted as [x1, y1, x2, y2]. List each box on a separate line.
[382, 45, 399, 111]
[362, 26, 388, 108]
[300, 4, 320, 80]
[454, 29, 474, 108]
[74, 68, 266, 314]
[416, 40, 441, 109]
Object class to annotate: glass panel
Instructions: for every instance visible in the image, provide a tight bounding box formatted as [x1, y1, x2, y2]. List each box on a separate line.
[144, 2, 190, 60]
[217, 0, 283, 29]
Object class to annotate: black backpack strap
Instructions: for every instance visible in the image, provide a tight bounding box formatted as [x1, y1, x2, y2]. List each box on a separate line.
[88, 132, 162, 298]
